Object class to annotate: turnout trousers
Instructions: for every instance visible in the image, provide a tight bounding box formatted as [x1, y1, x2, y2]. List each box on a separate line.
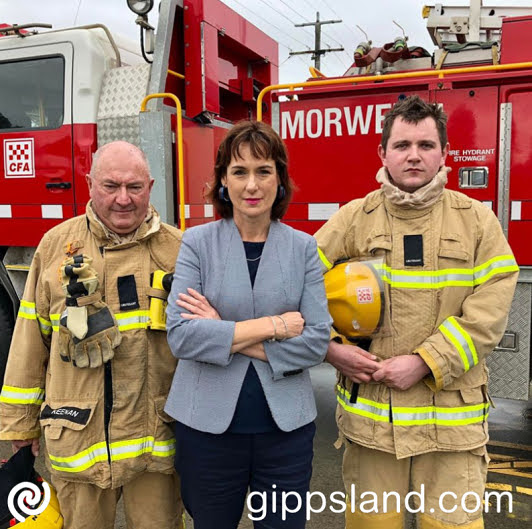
[342, 442, 489, 529]
[51, 471, 184, 529]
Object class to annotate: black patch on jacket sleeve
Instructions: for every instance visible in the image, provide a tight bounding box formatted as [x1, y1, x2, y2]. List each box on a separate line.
[40, 405, 91, 425]
[117, 275, 140, 310]
[404, 235, 424, 267]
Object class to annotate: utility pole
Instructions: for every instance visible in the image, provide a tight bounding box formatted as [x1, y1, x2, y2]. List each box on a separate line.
[289, 12, 344, 70]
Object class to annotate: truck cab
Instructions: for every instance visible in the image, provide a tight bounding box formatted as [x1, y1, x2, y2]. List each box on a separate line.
[0, 0, 278, 384]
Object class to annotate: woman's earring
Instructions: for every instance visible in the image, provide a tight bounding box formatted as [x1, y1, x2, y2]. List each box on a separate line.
[219, 186, 231, 203]
[274, 185, 286, 203]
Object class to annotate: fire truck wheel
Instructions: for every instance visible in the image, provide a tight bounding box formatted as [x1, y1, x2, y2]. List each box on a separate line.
[0, 293, 14, 387]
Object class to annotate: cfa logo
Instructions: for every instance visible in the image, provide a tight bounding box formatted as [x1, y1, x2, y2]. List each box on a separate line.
[8, 481, 51, 523]
[3, 138, 35, 178]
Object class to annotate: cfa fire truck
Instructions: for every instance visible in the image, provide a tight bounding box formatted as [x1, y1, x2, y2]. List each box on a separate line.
[0, 0, 531, 400]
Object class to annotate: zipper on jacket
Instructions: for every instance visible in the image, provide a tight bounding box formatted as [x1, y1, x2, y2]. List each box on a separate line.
[104, 360, 113, 464]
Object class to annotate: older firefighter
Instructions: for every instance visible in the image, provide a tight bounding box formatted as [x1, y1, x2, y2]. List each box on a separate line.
[0, 141, 184, 529]
[315, 96, 518, 529]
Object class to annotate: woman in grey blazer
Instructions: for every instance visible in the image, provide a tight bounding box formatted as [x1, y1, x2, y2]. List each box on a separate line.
[165, 121, 331, 529]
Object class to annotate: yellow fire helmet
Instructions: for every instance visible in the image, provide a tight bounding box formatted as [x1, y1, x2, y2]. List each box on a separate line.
[15, 482, 62, 528]
[0, 446, 63, 529]
[324, 260, 384, 339]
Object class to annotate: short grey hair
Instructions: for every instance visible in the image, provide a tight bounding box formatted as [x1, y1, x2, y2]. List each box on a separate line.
[89, 141, 152, 180]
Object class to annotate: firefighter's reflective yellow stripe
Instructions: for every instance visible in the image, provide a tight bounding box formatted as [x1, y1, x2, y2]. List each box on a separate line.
[49, 437, 176, 473]
[473, 255, 519, 286]
[374, 255, 517, 289]
[115, 310, 150, 331]
[0, 385, 45, 405]
[49, 441, 108, 473]
[392, 402, 490, 426]
[50, 314, 60, 332]
[37, 315, 52, 336]
[18, 300, 59, 335]
[48, 311, 148, 333]
[439, 316, 478, 371]
[336, 385, 390, 422]
[337, 385, 489, 426]
[17, 300, 37, 320]
[317, 248, 333, 273]
[110, 437, 176, 460]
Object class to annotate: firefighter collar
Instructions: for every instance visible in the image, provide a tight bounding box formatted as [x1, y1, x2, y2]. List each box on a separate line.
[376, 166, 450, 211]
[85, 201, 161, 246]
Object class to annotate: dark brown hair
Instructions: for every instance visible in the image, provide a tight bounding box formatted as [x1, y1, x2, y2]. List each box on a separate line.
[206, 121, 293, 220]
[381, 95, 448, 152]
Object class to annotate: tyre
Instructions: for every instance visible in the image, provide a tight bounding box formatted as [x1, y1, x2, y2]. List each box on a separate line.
[0, 293, 14, 388]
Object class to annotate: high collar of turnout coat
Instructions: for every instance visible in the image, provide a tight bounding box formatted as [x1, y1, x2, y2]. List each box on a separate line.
[85, 200, 161, 247]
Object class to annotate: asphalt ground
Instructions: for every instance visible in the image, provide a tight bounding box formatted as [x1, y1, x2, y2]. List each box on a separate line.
[1, 363, 531, 528]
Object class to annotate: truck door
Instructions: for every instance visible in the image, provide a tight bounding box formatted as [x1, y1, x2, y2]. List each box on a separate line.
[433, 87, 498, 210]
[0, 43, 74, 247]
[488, 85, 532, 401]
[503, 86, 532, 265]
[435, 86, 530, 400]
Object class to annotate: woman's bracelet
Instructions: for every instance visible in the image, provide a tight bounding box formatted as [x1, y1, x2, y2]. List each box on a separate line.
[268, 316, 277, 342]
[276, 315, 289, 341]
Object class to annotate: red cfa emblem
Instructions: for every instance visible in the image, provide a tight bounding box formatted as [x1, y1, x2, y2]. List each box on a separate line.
[4, 138, 35, 178]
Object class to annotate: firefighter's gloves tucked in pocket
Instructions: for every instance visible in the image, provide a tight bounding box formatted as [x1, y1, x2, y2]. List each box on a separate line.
[59, 255, 121, 368]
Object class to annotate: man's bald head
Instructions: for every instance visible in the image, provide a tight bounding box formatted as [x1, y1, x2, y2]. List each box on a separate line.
[90, 141, 151, 181]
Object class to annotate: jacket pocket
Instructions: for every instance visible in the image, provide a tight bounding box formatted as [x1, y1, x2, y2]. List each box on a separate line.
[148, 396, 176, 473]
[434, 385, 488, 449]
[438, 233, 471, 263]
[40, 400, 103, 476]
[367, 233, 392, 256]
[154, 395, 175, 426]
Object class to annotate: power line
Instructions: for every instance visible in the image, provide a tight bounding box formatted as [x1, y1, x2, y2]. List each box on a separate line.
[255, 0, 308, 30]
[223, 1, 347, 74]
[263, 0, 352, 64]
[320, 31, 354, 65]
[225, 0, 311, 51]
[252, 0, 350, 64]
[290, 12, 344, 70]
[73, 0, 82, 25]
[275, 0, 353, 65]
[299, 0, 321, 12]
[319, 0, 361, 41]
[277, 0, 312, 23]
[223, 0, 313, 69]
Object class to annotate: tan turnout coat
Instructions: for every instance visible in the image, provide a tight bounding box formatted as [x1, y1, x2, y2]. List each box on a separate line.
[315, 187, 518, 459]
[0, 206, 182, 488]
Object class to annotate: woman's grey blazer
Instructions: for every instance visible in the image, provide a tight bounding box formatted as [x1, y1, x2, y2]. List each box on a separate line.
[164, 218, 332, 434]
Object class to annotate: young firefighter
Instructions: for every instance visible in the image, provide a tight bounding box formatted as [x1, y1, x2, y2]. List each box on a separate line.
[315, 96, 518, 529]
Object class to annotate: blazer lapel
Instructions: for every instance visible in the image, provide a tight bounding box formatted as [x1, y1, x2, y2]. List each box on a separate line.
[214, 219, 255, 320]
[253, 221, 290, 302]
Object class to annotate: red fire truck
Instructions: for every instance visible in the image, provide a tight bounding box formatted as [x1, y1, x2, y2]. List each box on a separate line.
[271, 0, 532, 401]
[0, 0, 278, 384]
[0, 0, 530, 400]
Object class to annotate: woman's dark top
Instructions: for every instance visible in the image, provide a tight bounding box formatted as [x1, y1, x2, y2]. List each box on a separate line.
[227, 241, 279, 433]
